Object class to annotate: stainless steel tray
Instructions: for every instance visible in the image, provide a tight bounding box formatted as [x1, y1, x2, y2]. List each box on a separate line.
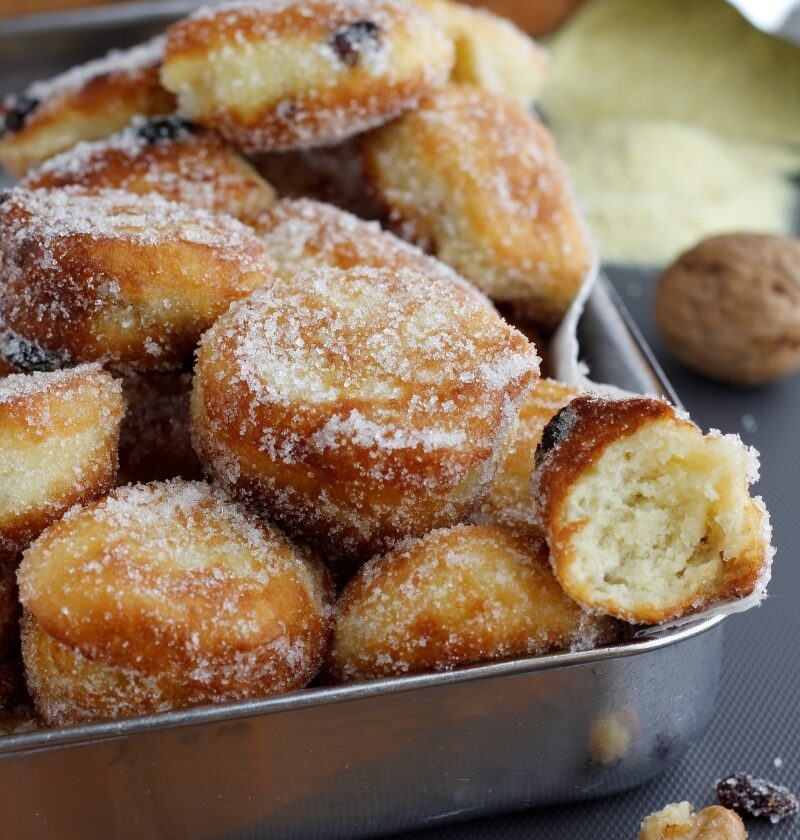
[0, 7, 721, 839]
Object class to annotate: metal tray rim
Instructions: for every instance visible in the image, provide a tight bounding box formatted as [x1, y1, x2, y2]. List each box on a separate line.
[0, 0, 204, 35]
[0, 612, 724, 757]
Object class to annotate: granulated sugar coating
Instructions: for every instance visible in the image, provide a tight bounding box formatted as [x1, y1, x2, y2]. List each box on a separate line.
[473, 378, 578, 538]
[0, 187, 274, 372]
[252, 197, 491, 305]
[0, 365, 123, 563]
[25, 116, 277, 224]
[0, 37, 176, 177]
[361, 85, 591, 328]
[18, 479, 333, 725]
[326, 524, 617, 681]
[161, 0, 454, 151]
[192, 265, 539, 566]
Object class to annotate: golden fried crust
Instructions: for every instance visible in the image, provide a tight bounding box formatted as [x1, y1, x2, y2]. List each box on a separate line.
[533, 396, 676, 526]
[0, 366, 123, 563]
[18, 480, 334, 724]
[118, 372, 202, 485]
[23, 117, 276, 225]
[252, 198, 489, 304]
[532, 395, 770, 623]
[161, 0, 454, 151]
[249, 139, 380, 218]
[0, 187, 274, 372]
[361, 85, 591, 327]
[192, 265, 539, 563]
[415, 0, 550, 104]
[0, 38, 175, 177]
[326, 524, 615, 681]
[474, 378, 578, 537]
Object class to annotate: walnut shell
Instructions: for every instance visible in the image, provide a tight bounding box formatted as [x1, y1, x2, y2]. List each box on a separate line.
[655, 233, 800, 386]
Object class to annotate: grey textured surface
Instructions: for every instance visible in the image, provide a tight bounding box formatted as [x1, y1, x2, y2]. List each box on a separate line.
[388, 268, 800, 839]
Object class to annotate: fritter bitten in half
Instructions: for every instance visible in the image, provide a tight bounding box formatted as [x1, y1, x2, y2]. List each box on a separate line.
[415, 0, 550, 104]
[0, 366, 123, 564]
[362, 85, 591, 328]
[23, 116, 276, 225]
[118, 372, 202, 485]
[191, 266, 539, 564]
[474, 378, 578, 537]
[532, 395, 772, 624]
[18, 480, 333, 725]
[326, 524, 615, 681]
[0, 187, 274, 372]
[252, 198, 489, 304]
[0, 37, 175, 177]
[161, 0, 454, 152]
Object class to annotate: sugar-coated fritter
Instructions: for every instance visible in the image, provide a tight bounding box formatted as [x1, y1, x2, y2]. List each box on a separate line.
[327, 524, 616, 681]
[362, 85, 591, 327]
[0, 37, 175, 177]
[0, 187, 274, 372]
[161, 0, 454, 152]
[19, 480, 333, 725]
[191, 265, 539, 565]
[0, 365, 123, 564]
[23, 116, 276, 225]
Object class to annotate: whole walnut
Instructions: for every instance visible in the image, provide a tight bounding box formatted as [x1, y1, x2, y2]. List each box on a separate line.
[655, 233, 800, 386]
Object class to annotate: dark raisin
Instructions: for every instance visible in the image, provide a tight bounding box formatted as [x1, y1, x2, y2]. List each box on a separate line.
[1, 333, 70, 373]
[0, 190, 10, 205]
[330, 20, 381, 67]
[537, 404, 578, 460]
[1, 94, 41, 137]
[717, 773, 798, 823]
[134, 116, 194, 145]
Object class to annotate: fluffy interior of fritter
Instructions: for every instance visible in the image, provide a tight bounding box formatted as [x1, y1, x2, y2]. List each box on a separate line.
[563, 420, 753, 612]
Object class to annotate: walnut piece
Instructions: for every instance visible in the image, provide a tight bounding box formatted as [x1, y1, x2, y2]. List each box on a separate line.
[638, 802, 747, 840]
[655, 233, 800, 386]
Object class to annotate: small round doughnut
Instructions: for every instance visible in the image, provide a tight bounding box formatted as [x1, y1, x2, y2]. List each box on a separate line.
[252, 198, 490, 305]
[191, 265, 539, 564]
[0, 365, 123, 564]
[415, 0, 550, 104]
[0, 187, 274, 372]
[361, 85, 591, 328]
[532, 395, 773, 624]
[0, 37, 176, 177]
[326, 524, 616, 681]
[250, 138, 380, 219]
[118, 371, 202, 485]
[473, 378, 578, 537]
[23, 116, 276, 225]
[18, 480, 333, 725]
[161, 0, 454, 151]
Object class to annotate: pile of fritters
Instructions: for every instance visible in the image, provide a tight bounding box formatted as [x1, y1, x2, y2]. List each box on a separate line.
[0, 0, 771, 729]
